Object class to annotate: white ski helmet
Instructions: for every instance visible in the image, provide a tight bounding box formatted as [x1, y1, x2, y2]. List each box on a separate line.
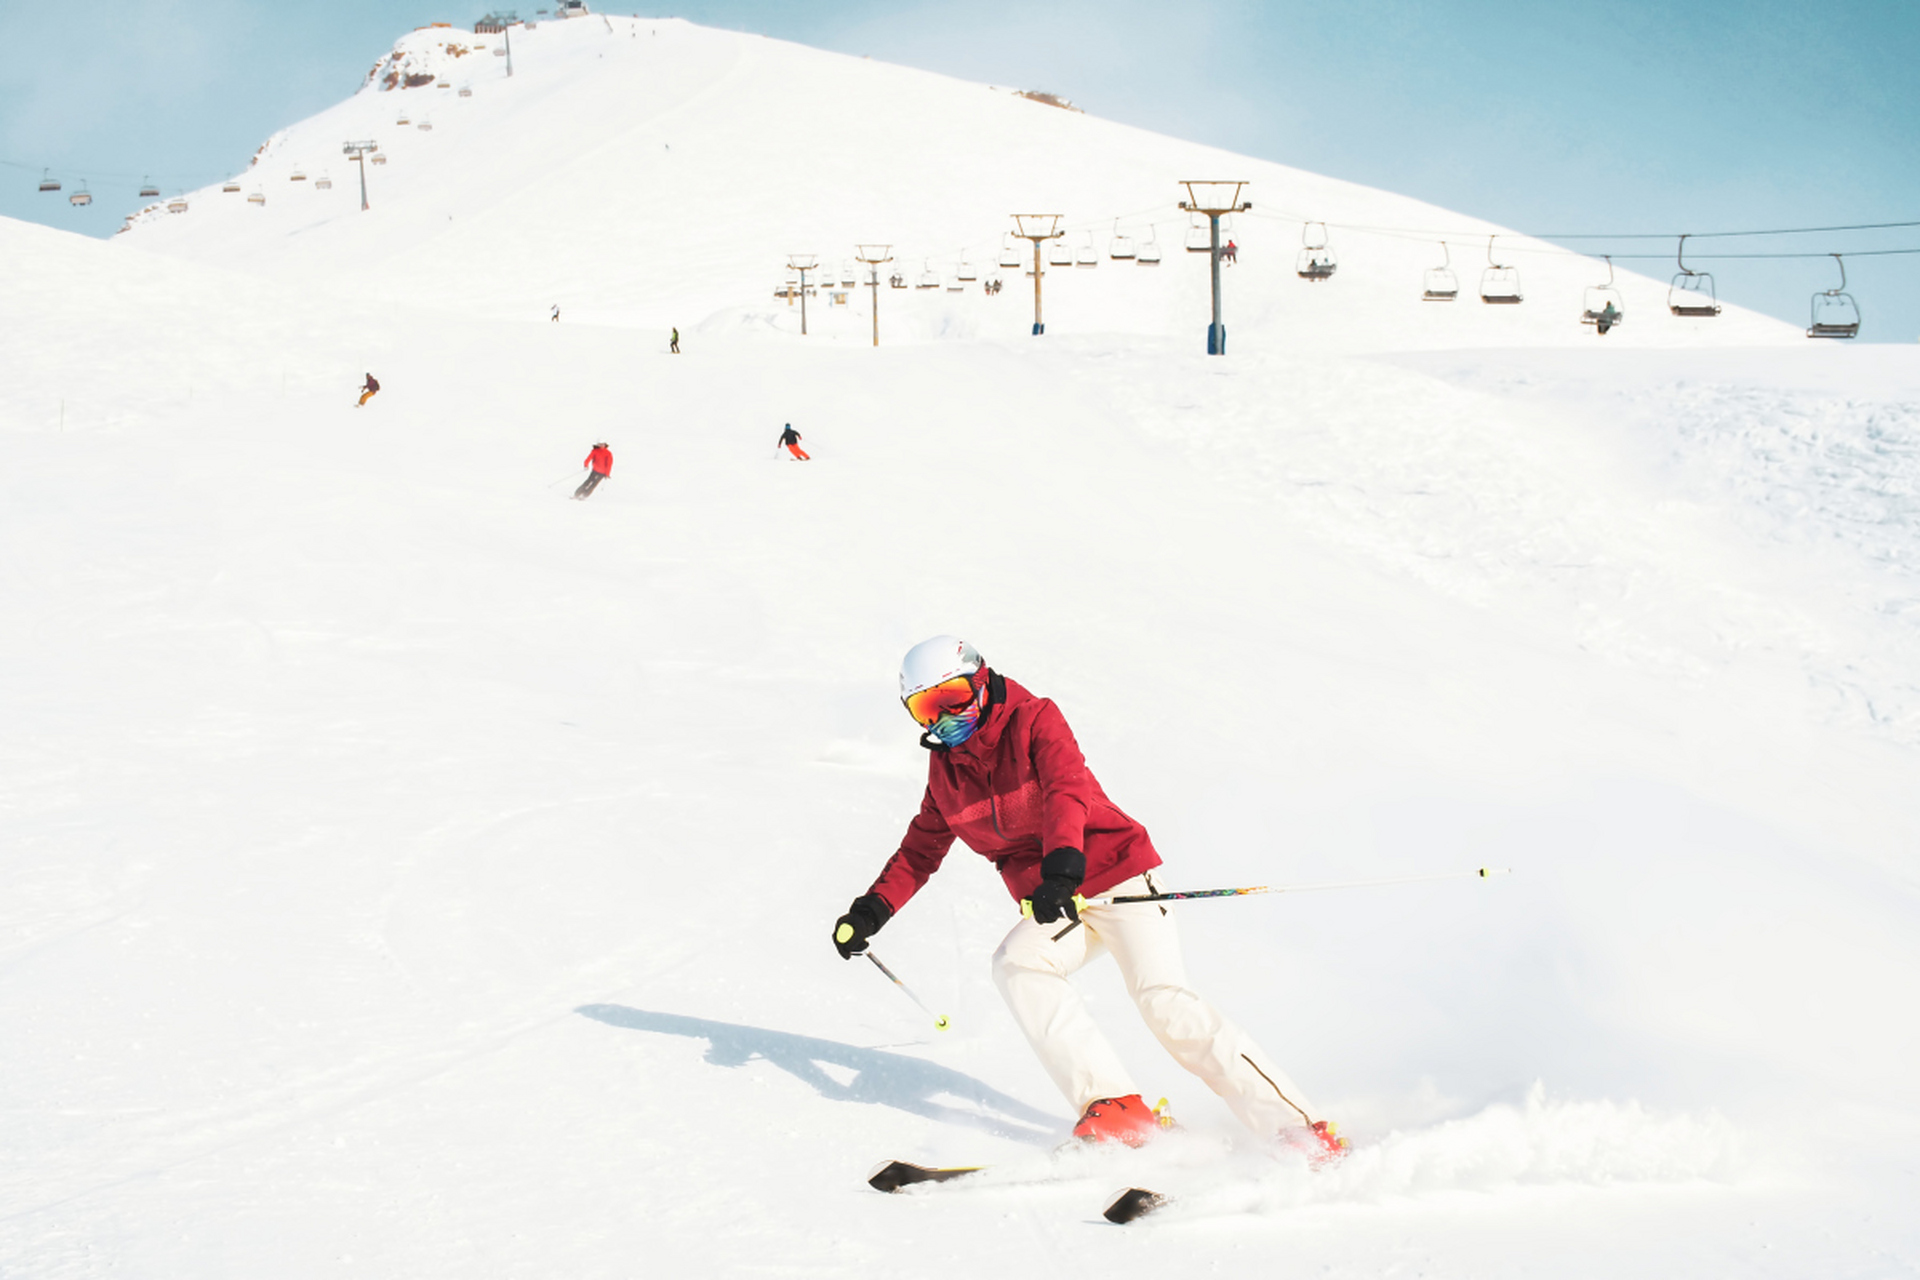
[899, 635, 984, 700]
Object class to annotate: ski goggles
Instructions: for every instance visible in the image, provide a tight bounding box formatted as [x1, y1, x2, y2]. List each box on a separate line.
[902, 672, 983, 727]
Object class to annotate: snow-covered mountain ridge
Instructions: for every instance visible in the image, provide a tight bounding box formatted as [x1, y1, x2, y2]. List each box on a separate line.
[115, 16, 1795, 350]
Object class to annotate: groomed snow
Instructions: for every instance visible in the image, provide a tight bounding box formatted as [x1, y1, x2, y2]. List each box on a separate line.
[5, 17, 1920, 1278]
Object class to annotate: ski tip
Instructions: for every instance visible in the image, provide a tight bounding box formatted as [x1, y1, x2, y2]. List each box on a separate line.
[867, 1160, 983, 1194]
[1102, 1186, 1168, 1225]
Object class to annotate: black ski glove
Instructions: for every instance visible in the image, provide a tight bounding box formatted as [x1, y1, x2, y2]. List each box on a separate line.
[1027, 847, 1086, 926]
[833, 893, 893, 959]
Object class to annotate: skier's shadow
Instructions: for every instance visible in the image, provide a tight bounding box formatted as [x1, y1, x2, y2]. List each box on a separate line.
[576, 1004, 1063, 1146]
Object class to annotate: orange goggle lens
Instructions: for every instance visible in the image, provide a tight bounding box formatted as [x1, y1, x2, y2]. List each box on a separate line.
[903, 674, 979, 727]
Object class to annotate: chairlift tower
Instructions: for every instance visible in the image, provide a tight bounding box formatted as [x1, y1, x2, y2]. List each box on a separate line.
[855, 244, 892, 347]
[787, 254, 818, 336]
[342, 140, 379, 212]
[1011, 214, 1063, 335]
[1179, 181, 1251, 354]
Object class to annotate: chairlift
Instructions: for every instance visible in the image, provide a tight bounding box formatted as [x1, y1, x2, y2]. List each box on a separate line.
[459, 84, 473, 97]
[290, 166, 307, 181]
[139, 177, 161, 198]
[396, 111, 411, 126]
[1479, 235, 1523, 304]
[315, 172, 333, 190]
[1422, 241, 1459, 301]
[957, 257, 978, 282]
[985, 273, 1003, 292]
[68, 182, 92, 208]
[1136, 225, 1162, 265]
[1295, 221, 1336, 281]
[167, 197, 188, 214]
[889, 272, 907, 289]
[436, 80, 451, 89]
[945, 275, 965, 292]
[494, 45, 508, 56]
[840, 264, 858, 288]
[1807, 253, 1861, 339]
[222, 180, 242, 193]
[1184, 215, 1211, 253]
[370, 153, 387, 165]
[1667, 235, 1720, 317]
[1047, 236, 1074, 267]
[417, 119, 434, 131]
[247, 189, 266, 206]
[1109, 220, 1136, 260]
[1580, 255, 1626, 333]
[38, 169, 61, 193]
[998, 235, 1022, 269]
[1076, 231, 1098, 268]
[917, 260, 940, 289]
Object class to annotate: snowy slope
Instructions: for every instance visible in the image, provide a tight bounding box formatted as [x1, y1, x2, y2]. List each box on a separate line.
[5, 16, 1920, 1280]
[115, 17, 1795, 351]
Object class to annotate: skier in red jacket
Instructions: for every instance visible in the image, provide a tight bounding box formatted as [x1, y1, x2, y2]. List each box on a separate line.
[574, 442, 612, 499]
[834, 636, 1345, 1157]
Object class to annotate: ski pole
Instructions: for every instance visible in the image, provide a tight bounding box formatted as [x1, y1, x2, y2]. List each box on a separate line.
[1098, 866, 1512, 905]
[547, 471, 580, 488]
[864, 949, 949, 1031]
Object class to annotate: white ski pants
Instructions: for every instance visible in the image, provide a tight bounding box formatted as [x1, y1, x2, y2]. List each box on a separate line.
[991, 872, 1319, 1135]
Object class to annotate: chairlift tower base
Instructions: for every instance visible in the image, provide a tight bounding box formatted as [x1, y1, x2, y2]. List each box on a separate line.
[1181, 182, 1251, 356]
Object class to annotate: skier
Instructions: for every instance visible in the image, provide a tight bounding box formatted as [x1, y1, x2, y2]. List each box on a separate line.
[1595, 301, 1620, 335]
[574, 441, 612, 499]
[356, 373, 380, 407]
[551, 304, 561, 323]
[778, 424, 809, 461]
[670, 327, 680, 354]
[833, 637, 1346, 1158]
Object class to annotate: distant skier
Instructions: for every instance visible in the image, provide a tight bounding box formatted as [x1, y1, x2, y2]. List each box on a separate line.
[1222, 239, 1238, 265]
[778, 423, 809, 461]
[551, 304, 561, 323]
[356, 373, 380, 407]
[1595, 301, 1621, 335]
[833, 637, 1347, 1159]
[670, 327, 680, 354]
[575, 441, 612, 499]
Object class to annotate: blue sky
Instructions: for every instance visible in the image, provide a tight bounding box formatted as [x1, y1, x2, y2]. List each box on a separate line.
[5, 0, 1916, 339]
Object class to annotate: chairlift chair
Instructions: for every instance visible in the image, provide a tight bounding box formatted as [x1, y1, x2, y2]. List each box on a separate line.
[247, 189, 266, 206]
[998, 235, 1022, 269]
[417, 119, 434, 131]
[1423, 242, 1459, 301]
[38, 170, 61, 193]
[1076, 231, 1098, 267]
[1295, 221, 1336, 281]
[1580, 255, 1626, 332]
[139, 177, 161, 198]
[68, 183, 92, 208]
[1136, 226, 1162, 265]
[956, 257, 978, 282]
[840, 265, 858, 288]
[985, 273, 1003, 292]
[166, 197, 188, 214]
[917, 260, 940, 289]
[1667, 235, 1720, 317]
[1109, 219, 1136, 260]
[890, 272, 907, 289]
[290, 166, 307, 181]
[396, 111, 411, 125]
[436, 80, 451, 89]
[1479, 235, 1523, 304]
[494, 45, 507, 56]
[1184, 215, 1211, 253]
[315, 173, 333, 190]
[459, 85, 473, 97]
[946, 275, 965, 292]
[1047, 236, 1074, 267]
[1807, 253, 1861, 339]
[222, 180, 242, 193]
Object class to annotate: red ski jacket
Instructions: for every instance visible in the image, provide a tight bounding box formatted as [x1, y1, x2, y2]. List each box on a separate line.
[868, 673, 1161, 913]
[585, 446, 613, 475]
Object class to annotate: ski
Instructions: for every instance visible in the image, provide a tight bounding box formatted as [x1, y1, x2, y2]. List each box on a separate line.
[1102, 1186, 1168, 1224]
[867, 1160, 985, 1193]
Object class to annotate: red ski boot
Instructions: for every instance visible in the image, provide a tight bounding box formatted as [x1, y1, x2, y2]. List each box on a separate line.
[1281, 1119, 1349, 1168]
[1072, 1095, 1167, 1148]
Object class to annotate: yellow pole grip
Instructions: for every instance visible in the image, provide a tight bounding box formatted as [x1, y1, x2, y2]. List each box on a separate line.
[835, 923, 854, 944]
